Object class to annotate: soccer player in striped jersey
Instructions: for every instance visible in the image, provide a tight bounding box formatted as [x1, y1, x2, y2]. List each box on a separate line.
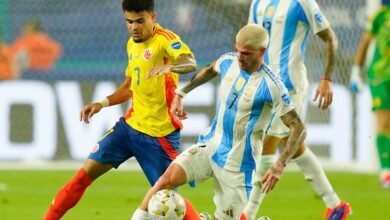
[44, 0, 200, 219]
[131, 24, 306, 220]
[248, 0, 351, 219]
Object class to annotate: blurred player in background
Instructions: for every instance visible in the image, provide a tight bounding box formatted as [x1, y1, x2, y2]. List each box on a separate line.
[131, 24, 306, 220]
[43, 0, 200, 219]
[10, 17, 62, 72]
[350, 0, 390, 188]
[0, 28, 20, 80]
[248, 0, 351, 219]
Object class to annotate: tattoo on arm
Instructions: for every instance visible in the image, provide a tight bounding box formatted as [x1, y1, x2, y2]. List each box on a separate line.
[170, 54, 197, 74]
[317, 28, 338, 79]
[278, 110, 307, 167]
[181, 61, 218, 94]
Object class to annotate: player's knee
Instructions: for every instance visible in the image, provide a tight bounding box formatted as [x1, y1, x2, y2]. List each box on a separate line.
[155, 173, 177, 190]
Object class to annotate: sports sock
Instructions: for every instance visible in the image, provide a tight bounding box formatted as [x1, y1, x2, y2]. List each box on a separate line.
[258, 155, 276, 177]
[131, 208, 150, 220]
[376, 134, 390, 177]
[184, 199, 201, 220]
[292, 148, 340, 209]
[242, 181, 265, 219]
[43, 168, 93, 220]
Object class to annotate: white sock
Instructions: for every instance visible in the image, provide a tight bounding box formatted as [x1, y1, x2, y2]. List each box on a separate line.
[258, 155, 276, 178]
[131, 208, 150, 220]
[292, 148, 340, 209]
[243, 182, 266, 220]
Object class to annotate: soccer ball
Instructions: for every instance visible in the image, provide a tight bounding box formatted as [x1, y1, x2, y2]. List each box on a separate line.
[148, 189, 186, 220]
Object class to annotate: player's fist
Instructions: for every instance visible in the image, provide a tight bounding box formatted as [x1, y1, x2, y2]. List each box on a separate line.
[80, 103, 103, 123]
[349, 65, 363, 93]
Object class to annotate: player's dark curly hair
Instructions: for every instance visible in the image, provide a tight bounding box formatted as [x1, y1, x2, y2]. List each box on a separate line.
[122, 0, 154, 12]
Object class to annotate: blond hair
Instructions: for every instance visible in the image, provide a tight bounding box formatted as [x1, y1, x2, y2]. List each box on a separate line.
[236, 24, 269, 50]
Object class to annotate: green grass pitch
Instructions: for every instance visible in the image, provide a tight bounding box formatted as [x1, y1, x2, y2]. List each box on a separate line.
[0, 170, 389, 220]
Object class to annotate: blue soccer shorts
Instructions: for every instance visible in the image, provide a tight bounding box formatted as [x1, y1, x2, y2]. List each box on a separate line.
[88, 117, 181, 185]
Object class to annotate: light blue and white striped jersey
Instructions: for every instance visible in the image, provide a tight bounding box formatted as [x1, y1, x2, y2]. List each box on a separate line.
[197, 53, 294, 172]
[248, 0, 330, 93]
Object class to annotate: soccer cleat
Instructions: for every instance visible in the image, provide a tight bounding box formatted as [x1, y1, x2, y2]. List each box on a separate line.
[199, 212, 211, 220]
[381, 174, 390, 189]
[325, 201, 352, 220]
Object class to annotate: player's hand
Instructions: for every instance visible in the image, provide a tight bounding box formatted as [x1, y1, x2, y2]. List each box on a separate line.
[146, 65, 172, 79]
[313, 78, 333, 110]
[80, 103, 103, 123]
[349, 65, 363, 93]
[261, 161, 285, 193]
[170, 95, 187, 120]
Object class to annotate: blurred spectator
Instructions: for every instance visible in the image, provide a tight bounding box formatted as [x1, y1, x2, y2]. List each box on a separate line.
[0, 28, 20, 80]
[350, 1, 390, 188]
[10, 18, 62, 72]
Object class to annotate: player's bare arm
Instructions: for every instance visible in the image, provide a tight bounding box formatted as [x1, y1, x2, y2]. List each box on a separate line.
[171, 61, 218, 120]
[80, 77, 133, 123]
[313, 27, 338, 109]
[262, 109, 306, 193]
[181, 61, 218, 94]
[354, 32, 374, 66]
[146, 53, 196, 78]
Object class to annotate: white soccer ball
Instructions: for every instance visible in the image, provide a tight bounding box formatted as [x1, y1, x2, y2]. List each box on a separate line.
[148, 189, 186, 220]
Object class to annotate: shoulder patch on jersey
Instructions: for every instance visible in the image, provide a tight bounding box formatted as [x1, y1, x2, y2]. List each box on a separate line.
[171, 42, 182, 50]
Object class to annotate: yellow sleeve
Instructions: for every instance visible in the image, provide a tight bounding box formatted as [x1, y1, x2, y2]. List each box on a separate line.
[125, 38, 133, 78]
[158, 29, 193, 61]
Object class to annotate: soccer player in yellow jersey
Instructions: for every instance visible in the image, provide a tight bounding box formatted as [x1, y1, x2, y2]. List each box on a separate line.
[43, 0, 200, 219]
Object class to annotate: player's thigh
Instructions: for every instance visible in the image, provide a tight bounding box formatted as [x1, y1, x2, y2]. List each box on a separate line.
[266, 91, 306, 139]
[156, 163, 188, 188]
[88, 118, 134, 172]
[212, 163, 251, 220]
[375, 110, 390, 133]
[173, 144, 213, 184]
[133, 129, 181, 185]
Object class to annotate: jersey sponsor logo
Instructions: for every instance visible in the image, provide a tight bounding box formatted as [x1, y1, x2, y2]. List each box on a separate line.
[143, 48, 152, 60]
[281, 93, 291, 104]
[171, 42, 182, 50]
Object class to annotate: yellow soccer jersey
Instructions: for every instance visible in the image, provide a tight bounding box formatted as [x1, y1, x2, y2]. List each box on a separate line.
[124, 23, 193, 137]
